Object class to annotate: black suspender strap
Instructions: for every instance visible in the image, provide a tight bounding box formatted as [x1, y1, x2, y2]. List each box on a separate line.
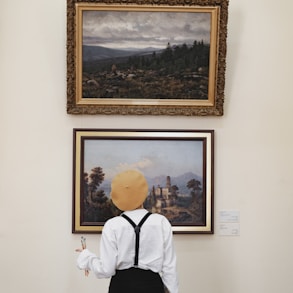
[121, 212, 152, 266]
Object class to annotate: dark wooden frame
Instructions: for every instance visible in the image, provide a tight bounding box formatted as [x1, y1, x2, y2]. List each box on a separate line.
[67, 0, 229, 116]
[72, 129, 214, 233]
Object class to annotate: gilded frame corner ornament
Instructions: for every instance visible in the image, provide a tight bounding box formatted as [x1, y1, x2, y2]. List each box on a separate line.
[67, 0, 229, 116]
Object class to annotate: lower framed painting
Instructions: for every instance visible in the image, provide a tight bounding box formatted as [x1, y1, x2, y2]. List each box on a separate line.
[72, 129, 214, 234]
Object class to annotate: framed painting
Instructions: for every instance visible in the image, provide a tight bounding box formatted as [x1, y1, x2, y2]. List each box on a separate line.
[67, 0, 229, 116]
[72, 129, 214, 234]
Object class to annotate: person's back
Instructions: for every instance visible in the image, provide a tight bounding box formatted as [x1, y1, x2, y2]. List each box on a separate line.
[76, 170, 179, 293]
[106, 209, 176, 271]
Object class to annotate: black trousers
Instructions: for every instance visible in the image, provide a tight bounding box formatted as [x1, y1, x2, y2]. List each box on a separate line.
[109, 267, 165, 293]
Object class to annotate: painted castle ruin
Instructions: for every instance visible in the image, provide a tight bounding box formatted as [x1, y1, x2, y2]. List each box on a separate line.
[145, 175, 179, 213]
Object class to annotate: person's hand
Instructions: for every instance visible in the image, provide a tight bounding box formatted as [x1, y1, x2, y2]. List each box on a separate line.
[75, 237, 89, 276]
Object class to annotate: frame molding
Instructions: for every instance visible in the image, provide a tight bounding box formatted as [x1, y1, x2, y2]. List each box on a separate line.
[67, 0, 229, 116]
[72, 129, 214, 234]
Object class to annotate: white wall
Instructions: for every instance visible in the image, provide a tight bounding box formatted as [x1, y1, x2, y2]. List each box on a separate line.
[1, 0, 293, 292]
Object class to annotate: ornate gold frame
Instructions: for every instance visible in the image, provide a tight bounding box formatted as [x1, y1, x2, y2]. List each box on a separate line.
[67, 0, 229, 115]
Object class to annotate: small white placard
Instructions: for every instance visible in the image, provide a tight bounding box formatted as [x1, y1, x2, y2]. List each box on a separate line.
[219, 210, 240, 223]
[218, 210, 240, 236]
[219, 223, 240, 236]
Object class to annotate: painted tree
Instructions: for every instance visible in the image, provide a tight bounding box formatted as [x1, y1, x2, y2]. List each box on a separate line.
[187, 179, 202, 199]
[83, 167, 118, 222]
[88, 167, 105, 196]
[187, 178, 204, 223]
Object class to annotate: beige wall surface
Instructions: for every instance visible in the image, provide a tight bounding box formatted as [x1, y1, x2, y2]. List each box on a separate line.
[1, 0, 293, 292]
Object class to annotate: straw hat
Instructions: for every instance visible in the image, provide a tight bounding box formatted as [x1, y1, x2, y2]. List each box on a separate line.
[111, 170, 148, 211]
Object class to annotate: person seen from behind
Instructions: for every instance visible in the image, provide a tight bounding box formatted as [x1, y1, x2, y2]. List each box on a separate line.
[75, 169, 179, 293]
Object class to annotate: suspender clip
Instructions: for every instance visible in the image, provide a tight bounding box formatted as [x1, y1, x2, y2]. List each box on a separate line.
[134, 226, 141, 234]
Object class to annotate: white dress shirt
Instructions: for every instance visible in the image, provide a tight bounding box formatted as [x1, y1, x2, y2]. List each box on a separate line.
[77, 208, 179, 293]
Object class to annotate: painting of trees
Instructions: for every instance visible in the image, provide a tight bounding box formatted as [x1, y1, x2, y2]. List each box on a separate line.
[82, 167, 119, 222]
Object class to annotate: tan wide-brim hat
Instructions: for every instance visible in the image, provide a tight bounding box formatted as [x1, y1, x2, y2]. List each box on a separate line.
[111, 170, 149, 211]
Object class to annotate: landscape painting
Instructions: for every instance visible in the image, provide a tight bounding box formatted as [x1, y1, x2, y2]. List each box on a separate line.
[72, 129, 214, 234]
[67, 0, 229, 115]
[81, 9, 211, 101]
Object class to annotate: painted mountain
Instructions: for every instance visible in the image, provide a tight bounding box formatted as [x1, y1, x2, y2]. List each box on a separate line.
[82, 45, 162, 62]
[99, 172, 202, 197]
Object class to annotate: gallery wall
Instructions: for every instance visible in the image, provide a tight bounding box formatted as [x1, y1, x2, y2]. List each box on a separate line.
[1, 0, 293, 292]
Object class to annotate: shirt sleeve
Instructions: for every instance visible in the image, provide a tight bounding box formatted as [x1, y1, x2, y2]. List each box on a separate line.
[76, 221, 118, 279]
[161, 218, 179, 293]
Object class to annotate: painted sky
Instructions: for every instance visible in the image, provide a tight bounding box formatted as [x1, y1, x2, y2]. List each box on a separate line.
[82, 10, 211, 49]
[84, 139, 203, 180]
